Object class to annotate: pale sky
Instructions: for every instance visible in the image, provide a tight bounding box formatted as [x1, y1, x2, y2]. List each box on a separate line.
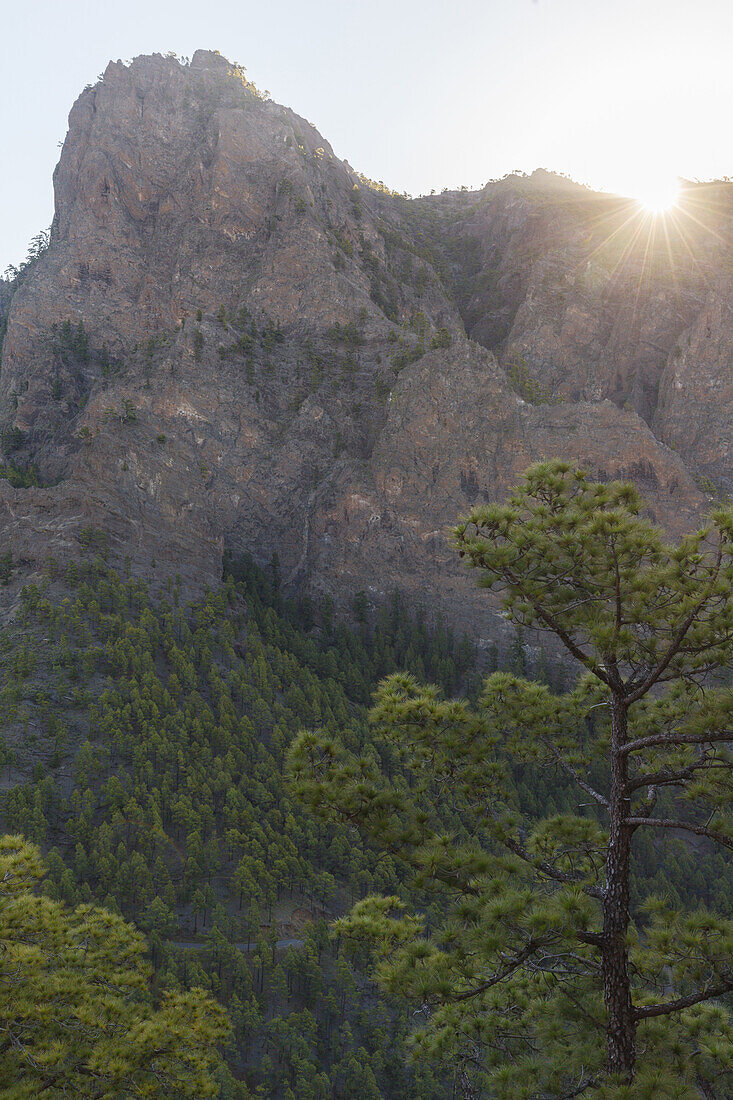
[1, 0, 731, 271]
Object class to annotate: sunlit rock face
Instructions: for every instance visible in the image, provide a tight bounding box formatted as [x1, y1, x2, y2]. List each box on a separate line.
[423, 173, 733, 448]
[1, 51, 729, 638]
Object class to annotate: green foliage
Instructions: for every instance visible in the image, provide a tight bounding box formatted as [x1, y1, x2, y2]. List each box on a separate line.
[3, 227, 50, 287]
[1, 426, 28, 455]
[0, 462, 42, 488]
[0, 557, 477, 1098]
[327, 320, 365, 347]
[3, 481, 732, 1097]
[0, 550, 13, 586]
[51, 319, 90, 364]
[454, 461, 733, 688]
[374, 377, 391, 403]
[505, 352, 561, 404]
[0, 834, 229, 1097]
[332, 230, 353, 258]
[363, 244, 399, 322]
[429, 327, 452, 349]
[224, 59, 269, 102]
[356, 173, 406, 199]
[291, 462, 733, 1098]
[391, 341, 425, 370]
[78, 526, 109, 555]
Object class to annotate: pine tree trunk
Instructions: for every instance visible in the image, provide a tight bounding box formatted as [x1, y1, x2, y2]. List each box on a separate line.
[602, 693, 635, 1079]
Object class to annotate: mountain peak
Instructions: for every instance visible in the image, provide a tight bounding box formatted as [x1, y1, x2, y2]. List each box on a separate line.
[0, 53, 730, 639]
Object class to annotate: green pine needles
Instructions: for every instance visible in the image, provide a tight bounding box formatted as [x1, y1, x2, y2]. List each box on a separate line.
[289, 461, 733, 1099]
[0, 834, 229, 1098]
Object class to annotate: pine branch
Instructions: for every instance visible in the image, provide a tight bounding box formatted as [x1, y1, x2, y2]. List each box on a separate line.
[633, 978, 733, 1021]
[556, 1077, 598, 1100]
[523, 596, 606, 684]
[619, 730, 733, 756]
[539, 737, 609, 808]
[625, 759, 727, 794]
[491, 557, 607, 684]
[626, 817, 733, 850]
[501, 835, 605, 900]
[625, 541, 724, 704]
[448, 940, 542, 1002]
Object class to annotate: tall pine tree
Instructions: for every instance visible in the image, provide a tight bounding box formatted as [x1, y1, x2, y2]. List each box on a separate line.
[290, 461, 733, 1098]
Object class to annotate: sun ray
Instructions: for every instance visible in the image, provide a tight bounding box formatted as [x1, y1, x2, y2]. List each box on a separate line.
[592, 208, 652, 287]
[573, 180, 728, 328]
[665, 206, 714, 285]
[659, 213, 684, 315]
[629, 216, 657, 338]
[585, 204, 646, 262]
[672, 200, 727, 247]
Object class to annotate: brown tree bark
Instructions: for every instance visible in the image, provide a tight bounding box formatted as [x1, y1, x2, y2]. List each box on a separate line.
[602, 692, 635, 1079]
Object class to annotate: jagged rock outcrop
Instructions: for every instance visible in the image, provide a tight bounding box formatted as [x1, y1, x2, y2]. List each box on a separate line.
[421, 173, 733, 485]
[1, 50, 729, 641]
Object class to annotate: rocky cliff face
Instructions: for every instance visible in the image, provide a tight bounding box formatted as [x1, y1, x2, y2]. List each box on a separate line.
[1, 50, 729, 641]
[419, 173, 733, 488]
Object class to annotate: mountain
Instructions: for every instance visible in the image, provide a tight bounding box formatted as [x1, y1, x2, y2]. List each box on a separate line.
[1, 51, 732, 1098]
[1, 49, 731, 642]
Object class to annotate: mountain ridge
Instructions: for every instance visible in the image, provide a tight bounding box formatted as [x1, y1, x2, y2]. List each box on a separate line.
[1, 49, 730, 643]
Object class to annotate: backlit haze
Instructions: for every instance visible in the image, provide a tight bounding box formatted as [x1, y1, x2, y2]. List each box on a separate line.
[2, 0, 731, 269]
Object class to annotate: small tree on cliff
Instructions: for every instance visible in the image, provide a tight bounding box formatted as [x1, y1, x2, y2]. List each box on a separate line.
[290, 461, 733, 1098]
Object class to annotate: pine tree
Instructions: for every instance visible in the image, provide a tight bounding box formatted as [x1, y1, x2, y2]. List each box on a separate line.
[0, 834, 229, 1097]
[290, 462, 733, 1098]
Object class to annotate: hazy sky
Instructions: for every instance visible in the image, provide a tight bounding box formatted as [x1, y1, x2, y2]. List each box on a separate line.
[2, 0, 731, 270]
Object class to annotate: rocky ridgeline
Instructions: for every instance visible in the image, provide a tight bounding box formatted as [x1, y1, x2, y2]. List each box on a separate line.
[0, 49, 731, 640]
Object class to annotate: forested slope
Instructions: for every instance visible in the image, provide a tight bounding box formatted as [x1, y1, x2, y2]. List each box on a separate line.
[1, 549, 729, 1096]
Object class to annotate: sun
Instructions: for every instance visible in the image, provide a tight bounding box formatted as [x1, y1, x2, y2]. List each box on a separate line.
[630, 175, 680, 214]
